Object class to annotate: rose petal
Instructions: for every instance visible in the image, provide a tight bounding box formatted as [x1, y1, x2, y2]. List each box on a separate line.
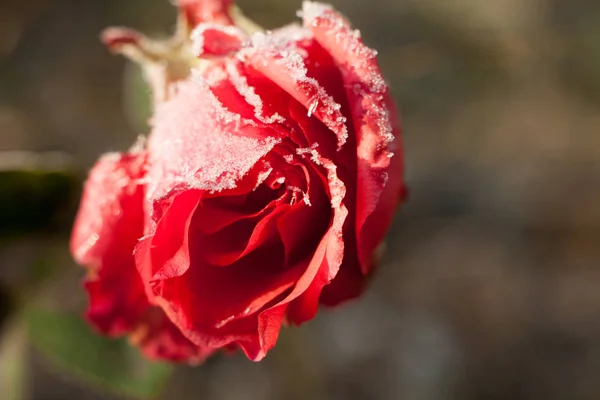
[192, 24, 248, 57]
[303, 2, 404, 273]
[71, 152, 147, 267]
[284, 154, 348, 324]
[244, 30, 348, 149]
[140, 71, 295, 278]
[141, 190, 201, 283]
[241, 303, 288, 360]
[71, 152, 209, 363]
[177, 0, 234, 26]
[84, 270, 148, 337]
[224, 61, 287, 125]
[149, 243, 303, 355]
[276, 171, 330, 266]
[71, 151, 148, 335]
[146, 78, 280, 202]
[223, 62, 311, 148]
[194, 195, 274, 235]
[129, 307, 214, 363]
[198, 203, 288, 266]
[319, 241, 366, 307]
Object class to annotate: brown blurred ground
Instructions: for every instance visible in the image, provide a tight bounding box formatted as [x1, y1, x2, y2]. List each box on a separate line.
[2, 0, 600, 399]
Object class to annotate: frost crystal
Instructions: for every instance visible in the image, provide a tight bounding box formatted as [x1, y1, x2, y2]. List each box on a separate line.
[307, 99, 318, 117]
[190, 70, 256, 129]
[253, 164, 274, 191]
[300, 1, 333, 25]
[225, 61, 286, 125]
[301, 0, 395, 148]
[147, 78, 280, 201]
[243, 29, 349, 149]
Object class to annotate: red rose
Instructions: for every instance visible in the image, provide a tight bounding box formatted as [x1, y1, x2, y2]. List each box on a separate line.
[71, 0, 405, 363]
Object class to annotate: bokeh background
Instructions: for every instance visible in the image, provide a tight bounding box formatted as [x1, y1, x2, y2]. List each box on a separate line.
[2, 0, 600, 399]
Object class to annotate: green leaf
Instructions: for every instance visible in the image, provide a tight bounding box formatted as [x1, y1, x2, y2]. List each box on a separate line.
[26, 307, 173, 399]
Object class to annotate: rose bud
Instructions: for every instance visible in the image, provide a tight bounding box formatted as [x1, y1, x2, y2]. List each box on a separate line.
[71, 0, 406, 363]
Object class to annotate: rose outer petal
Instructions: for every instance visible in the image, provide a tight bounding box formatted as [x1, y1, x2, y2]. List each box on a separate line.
[71, 152, 148, 335]
[70, 152, 212, 363]
[244, 30, 349, 149]
[71, 152, 147, 268]
[303, 2, 405, 273]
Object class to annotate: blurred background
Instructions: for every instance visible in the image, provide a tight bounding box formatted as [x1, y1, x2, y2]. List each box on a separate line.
[1, 0, 600, 399]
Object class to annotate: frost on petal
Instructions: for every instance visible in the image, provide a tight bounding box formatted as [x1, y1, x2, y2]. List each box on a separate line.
[71, 151, 148, 337]
[302, 2, 389, 99]
[71, 150, 212, 363]
[298, 1, 332, 23]
[303, 2, 404, 273]
[242, 31, 348, 149]
[70, 151, 147, 267]
[224, 61, 286, 125]
[191, 23, 249, 57]
[146, 78, 281, 204]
